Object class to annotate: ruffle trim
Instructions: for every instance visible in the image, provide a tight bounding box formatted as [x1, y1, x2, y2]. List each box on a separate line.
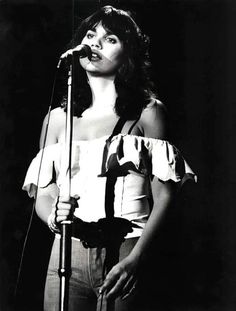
[22, 144, 59, 198]
[100, 134, 196, 183]
[22, 135, 197, 198]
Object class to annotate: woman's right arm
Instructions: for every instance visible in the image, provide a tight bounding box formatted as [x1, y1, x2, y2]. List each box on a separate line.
[35, 108, 62, 225]
[36, 108, 78, 228]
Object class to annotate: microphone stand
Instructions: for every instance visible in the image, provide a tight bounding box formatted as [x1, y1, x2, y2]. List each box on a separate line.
[58, 62, 74, 311]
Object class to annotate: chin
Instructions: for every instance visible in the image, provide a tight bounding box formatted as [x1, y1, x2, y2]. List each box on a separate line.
[86, 68, 117, 78]
[81, 60, 119, 76]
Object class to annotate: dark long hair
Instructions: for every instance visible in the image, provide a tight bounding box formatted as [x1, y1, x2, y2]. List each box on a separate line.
[60, 5, 157, 119]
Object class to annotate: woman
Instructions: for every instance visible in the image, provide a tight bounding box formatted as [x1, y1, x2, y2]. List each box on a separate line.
[23, 5, 196, 311]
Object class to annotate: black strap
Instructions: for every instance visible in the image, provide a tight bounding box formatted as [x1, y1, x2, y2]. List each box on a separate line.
[127, 117, 140, 135]
[100, 118, 126, 177]
[103, 118, 126, 219]
[104, 174, 116, 219]
[111, 117, 127, 137]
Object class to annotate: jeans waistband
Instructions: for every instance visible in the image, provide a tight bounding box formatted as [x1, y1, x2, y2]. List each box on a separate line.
[72, 216, 135, 248]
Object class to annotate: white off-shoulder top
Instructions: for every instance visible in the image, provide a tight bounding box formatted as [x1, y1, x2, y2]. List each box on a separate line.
[22, 134, 196, 238]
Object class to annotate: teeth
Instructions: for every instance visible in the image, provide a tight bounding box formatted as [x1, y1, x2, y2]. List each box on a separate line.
[92, 53, 99, 58]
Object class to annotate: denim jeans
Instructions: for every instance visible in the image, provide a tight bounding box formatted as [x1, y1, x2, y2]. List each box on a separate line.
[44, 237, 140, 311]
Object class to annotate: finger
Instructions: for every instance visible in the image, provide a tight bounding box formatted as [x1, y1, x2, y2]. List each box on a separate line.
[56, 202, 72, 211]
[100, 266, 129, 299]
[121, 275, 135, 294]
[100, 272, 117, 294]
[58, 195, 71, 203]
[56, 209, 71, 216]
[105, 276, 126, 300]
[121, 279, 137, 300]
[99, 268, 120, 296]
[58, 196, 79, 209]
[56, 215, 68, 223]
[107, 274, 136, 300]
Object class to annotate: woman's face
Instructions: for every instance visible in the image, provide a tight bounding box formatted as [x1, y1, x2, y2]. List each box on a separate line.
[79, 23, 125, 77]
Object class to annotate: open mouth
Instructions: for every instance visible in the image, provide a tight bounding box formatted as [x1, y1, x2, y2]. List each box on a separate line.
[91, 51, 101, 61]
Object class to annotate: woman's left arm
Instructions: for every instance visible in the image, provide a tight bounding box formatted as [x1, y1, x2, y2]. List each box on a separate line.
[100, 178, 176, 300]
[128, 177, 176, 261]
[100, 101, 177, 299]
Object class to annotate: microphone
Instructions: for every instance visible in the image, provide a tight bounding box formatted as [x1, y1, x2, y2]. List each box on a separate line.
[57, 44, 92, 68]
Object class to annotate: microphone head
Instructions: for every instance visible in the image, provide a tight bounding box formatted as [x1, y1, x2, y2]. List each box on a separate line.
[73, 44, 92, 60]
[58, 44, 92, 68]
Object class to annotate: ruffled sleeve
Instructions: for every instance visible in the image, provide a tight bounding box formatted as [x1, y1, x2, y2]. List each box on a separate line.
[22, 144, 60, 198]
[100, 134, 196, 185]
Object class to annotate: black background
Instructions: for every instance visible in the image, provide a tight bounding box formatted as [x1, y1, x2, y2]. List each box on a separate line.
[0, 0, 235, 310]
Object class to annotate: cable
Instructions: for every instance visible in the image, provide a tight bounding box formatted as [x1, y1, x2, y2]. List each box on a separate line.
[14, 65, 60, 300]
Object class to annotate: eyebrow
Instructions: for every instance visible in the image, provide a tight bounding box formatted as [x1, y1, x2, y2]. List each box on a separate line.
[104, 30, 116, 36]
[88, 28, 117, 37]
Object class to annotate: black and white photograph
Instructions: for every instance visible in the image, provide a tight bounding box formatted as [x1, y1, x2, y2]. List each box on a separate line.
[0, 0, 235, 310]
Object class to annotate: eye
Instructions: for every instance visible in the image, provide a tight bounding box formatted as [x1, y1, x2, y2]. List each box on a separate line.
[106, 36, 117, 44]
[86, 31, 94, 39]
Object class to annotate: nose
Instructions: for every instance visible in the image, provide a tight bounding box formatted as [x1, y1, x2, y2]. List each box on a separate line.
[91, 37, 102, 49]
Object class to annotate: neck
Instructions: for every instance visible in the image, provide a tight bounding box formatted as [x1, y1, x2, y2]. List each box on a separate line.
[87, 74, 117, 109]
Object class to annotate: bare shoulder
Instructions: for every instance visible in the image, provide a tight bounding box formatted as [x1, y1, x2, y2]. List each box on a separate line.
[142, 98, 167, 119]
[49, 106, 66, 120]
[139, 98, 168, 139]
[40, 107, 66, 148]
